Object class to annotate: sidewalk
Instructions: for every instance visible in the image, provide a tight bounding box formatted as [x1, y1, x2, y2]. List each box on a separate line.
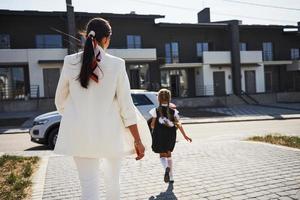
[180, 104, 300, 124]
[15, 139, 300, 199]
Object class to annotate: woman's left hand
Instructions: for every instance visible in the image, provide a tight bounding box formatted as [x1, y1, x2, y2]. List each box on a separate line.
[134, 141, 145, 160]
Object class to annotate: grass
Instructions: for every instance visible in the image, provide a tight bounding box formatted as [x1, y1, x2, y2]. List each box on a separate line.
[0, 155, 40, 200]
[247, 134, 300, 149]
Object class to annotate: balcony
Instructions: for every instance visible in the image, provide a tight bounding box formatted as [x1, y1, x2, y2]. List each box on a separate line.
[203, 51, 263, 66]
[107, 48, 157, 62]
[287, 60, 300, 71]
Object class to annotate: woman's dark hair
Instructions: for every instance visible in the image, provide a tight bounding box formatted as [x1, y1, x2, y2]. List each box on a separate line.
[79, 18, 112, 88]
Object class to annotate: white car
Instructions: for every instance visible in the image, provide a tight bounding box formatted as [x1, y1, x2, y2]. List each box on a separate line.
[30, 90, 158, 149]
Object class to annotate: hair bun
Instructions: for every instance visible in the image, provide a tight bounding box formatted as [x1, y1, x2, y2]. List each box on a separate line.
[88, 30, 95, 38]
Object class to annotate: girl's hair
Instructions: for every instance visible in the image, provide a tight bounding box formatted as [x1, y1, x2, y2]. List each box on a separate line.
[158, 88, 171, 105]
[157, 89, 174, 122]
[78, 18, 112, 88]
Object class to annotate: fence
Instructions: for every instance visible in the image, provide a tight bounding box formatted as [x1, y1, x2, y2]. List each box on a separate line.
[0, 85, 40, 100]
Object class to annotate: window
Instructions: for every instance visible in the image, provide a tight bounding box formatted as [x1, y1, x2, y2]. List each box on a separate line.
[262, 42, 273, 61]
[196, 42, 209, 58]
[0, 66, 27, 99]
[128, 64, 150, 89]
[0, 34, 10, 49]
[240, 42, 247, 51]
[131, 94, 153, 106]
[165, 42, 179, 63]
[160, 69, 189, 97]
[291, 48, 300, 60]
[127, 35, 141, 48]
[36, 34, 62, 48]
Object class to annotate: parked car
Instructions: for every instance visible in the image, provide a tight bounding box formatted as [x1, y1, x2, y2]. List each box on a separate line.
[30, 90, 158, 149]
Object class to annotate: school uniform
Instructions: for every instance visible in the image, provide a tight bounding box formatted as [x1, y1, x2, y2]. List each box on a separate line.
[149, 105, 180, 153]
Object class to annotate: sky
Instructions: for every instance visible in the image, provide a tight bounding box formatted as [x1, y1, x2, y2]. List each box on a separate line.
[0, 0, 299, 25]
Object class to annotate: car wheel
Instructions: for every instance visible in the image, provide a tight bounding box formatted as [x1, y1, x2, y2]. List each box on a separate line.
[48, 127, 59, 150]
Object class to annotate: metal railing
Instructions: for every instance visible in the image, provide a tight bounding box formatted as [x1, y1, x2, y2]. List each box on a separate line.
[0, 85, 39, 100]
[196, 85, 214, 96]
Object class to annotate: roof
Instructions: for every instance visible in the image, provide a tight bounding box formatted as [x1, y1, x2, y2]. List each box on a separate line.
[158, 22, 228, 29]
[0, 9, 165, 19]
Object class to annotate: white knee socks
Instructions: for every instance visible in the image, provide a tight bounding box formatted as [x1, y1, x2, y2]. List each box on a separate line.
[160, 157, 168, 169]
[160, 157, 174, 181]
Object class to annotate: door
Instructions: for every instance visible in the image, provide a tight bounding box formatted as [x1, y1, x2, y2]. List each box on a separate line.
[129, 69, 140, 89]
[245, 70, 256, 94]
[170, 75, 180, 97]
[213, 71, 226, 96]
[43, 68, 60, 98]
[264, 71, 272, 92]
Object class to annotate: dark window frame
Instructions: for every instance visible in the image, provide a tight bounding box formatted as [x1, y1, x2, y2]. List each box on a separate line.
[165, 42, 179, 63]
[0, 34, 10, 49]
[35, 34, 63, 48]
[291, 48, 300, 60]
[262, 42, 274, 61]
[126, 35, 142, 48]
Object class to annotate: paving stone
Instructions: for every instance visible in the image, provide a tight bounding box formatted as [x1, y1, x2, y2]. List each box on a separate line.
[40, 140, 300, 199]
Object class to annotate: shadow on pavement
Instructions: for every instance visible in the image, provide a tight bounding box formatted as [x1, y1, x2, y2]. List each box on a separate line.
[148, 183, 177, 200]
[25, 145, 50, 151]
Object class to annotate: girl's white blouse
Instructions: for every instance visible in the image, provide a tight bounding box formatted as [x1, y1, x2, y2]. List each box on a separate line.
[149, 106, 180, 127]
[54, 47, 151, 158]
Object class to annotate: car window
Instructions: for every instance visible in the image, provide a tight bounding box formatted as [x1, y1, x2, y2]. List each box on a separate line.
[131, 94, 154, 106]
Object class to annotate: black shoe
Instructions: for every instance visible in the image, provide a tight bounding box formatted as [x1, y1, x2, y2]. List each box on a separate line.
[164, 167, 170, 183]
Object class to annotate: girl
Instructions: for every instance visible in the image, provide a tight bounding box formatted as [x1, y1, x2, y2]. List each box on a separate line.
[149, 89, 192, 183]
[54, 18, 147, 200]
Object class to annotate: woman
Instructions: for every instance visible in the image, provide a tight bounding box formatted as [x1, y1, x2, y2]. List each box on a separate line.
[54, 18, 147, 200]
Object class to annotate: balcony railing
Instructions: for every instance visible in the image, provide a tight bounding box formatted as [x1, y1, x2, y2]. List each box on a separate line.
[0, 85, 40, 100]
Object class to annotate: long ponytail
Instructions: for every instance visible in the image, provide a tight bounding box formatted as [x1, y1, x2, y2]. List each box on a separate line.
[78, 18, 112, 88]
[79, 36, 95, 88]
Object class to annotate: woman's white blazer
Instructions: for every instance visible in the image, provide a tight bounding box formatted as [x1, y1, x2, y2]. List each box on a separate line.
[54, 47, 149, 158]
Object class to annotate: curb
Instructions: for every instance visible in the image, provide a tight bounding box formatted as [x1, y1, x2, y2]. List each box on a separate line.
[31, 156, 49, 200]
[181, 115, 300, 125]
[0, 128, 29, 134]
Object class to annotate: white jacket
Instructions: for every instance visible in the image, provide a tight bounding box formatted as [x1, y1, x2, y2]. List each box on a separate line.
[54, 46, 150, 158]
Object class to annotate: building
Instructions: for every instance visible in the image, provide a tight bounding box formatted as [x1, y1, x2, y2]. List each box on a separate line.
[0, 8, 299, 103]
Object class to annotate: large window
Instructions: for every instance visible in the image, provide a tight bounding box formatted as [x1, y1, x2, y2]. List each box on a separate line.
[262, 42, 273, 61]
[160, 69, 189, 97]
[127, 35, 141, 48]
[0, 66, 28, 99]
[0, 34, 10, 49]
[36, 34, 62, 48]
[240, 42, 247, 51]
[165, 42, 179, 63]
[128, 64, 150, 89]
[196, 42, 209, 58]
[291, 48, 300, 60]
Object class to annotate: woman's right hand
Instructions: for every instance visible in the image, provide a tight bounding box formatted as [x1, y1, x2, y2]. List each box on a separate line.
[134, 140, 145, 160]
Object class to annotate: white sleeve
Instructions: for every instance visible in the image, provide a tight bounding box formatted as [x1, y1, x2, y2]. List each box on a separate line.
[55, 56, 69, 114]
[174, 109, 180, 120]
[116, 60, 137, 127]
[149, 108, 157, 118]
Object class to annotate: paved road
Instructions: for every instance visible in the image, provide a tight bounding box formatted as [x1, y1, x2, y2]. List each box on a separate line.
[1, 119, 300, 152]
[0, 133, 48, 152]
[1, 119, 300, 199]
[42, 140, 300, 200]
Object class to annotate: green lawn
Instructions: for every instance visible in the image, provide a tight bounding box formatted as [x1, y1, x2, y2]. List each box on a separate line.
[0, 155, 39, 200]
[248, 134, 300, 149]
